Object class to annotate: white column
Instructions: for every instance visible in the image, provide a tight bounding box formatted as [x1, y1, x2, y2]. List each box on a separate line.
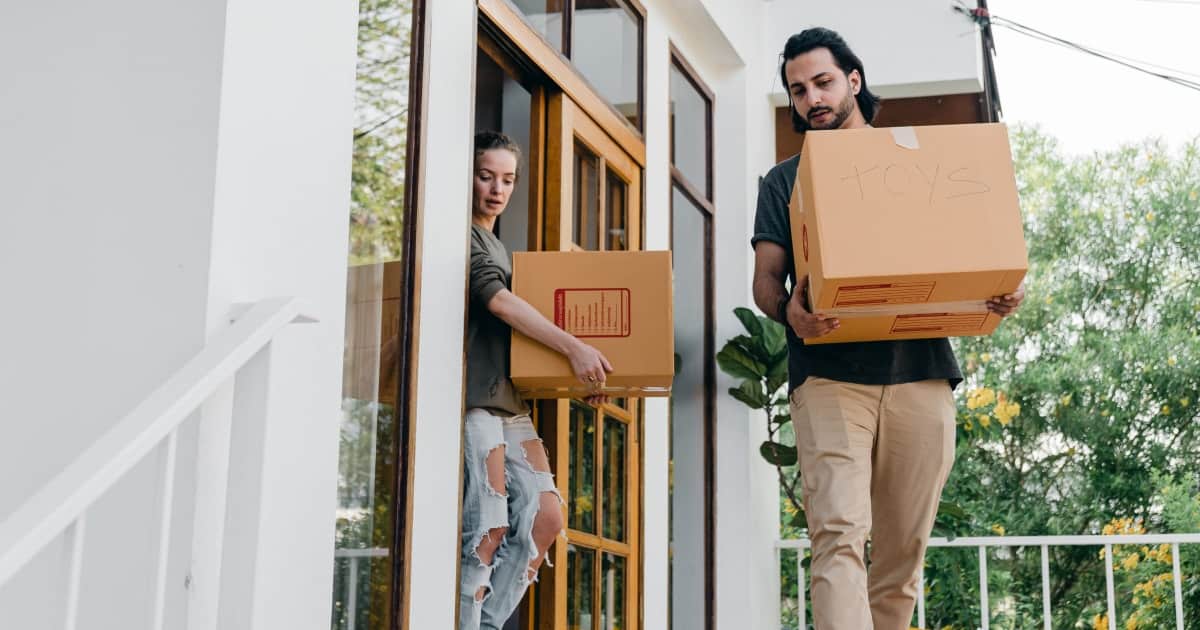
[404, 1, 479, 627]
[203, 0, 359, 627]
[641, 9, 673, 630]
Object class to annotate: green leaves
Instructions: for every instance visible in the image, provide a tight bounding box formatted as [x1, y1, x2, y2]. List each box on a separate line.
[760, 441, 798, 467]
[729, 381, 769, 409]
[716, 341, 766, 381]
[734, 306, 764, 338]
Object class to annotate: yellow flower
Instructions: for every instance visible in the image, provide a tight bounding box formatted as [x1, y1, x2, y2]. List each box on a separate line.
[1145, 212, 1155, 221]
[1127, 615, 1140, 630]
[991, 523, 1006, 536]
[964, 420, 974, 431]
[1045, 295, 1054, 304]
[1182, 398, 1191, 408]
[967, 387, 997, 410]
[978, 413, 992, 428]
[1167, 355, 1178, 366]
[1101, 410, 1110, 417]
[1191, 190, 1198, 201]
[1161, 405, 1172, 415]
[994, 400, 1020, 426]
[574, 495, 593, 515]
[981, 352, 993, 364]
[1137, 176, 1148, 187]
[1060, 393, 1073, 407]
[1094, 613, 1108, 630]
[1122, 552, 1141, 571]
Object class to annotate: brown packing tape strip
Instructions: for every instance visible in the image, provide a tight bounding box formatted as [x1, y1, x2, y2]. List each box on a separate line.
[517, 385, 672, 398]
[818, 299, 989, 318]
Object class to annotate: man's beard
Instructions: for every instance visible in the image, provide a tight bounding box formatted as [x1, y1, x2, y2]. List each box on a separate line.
[806, 91, 857, 130]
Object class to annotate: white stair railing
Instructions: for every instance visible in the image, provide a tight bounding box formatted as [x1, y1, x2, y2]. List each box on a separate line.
[0, 297, 315, 628]
[779, 533, 1200, 630]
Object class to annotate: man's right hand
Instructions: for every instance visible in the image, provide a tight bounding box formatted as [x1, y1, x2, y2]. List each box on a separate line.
[786, 275, 839, 339]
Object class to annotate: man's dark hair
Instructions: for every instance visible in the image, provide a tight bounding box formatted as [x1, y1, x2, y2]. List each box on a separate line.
[474, 130, 523, 179]
[779, 27, 881, 132]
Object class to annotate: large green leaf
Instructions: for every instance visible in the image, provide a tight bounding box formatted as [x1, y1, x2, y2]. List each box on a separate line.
[729, 381, 769, 409]
[773, 412, 792, 427]
[760, 440, 798, 466]
[734, 307, 763, 338]
[761, 317, 788, 356]
[716, 343, 767, 381]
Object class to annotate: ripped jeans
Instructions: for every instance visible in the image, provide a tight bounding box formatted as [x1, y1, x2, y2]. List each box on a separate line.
[459, 409, 563, 630]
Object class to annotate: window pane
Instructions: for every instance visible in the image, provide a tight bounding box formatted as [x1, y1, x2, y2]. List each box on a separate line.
[574, 141, 600, 250]
[474, 47, 533, 254]
[606, 169, 628, 251]
[669, 185, 709, 630]
[510, 0, 565, 52]
[600, 553, 627, 630]
[602, 417, 626, 541]
[569, 401, 597, 533]
[567, 545, 596, 630]
[670, 64, 710, 196]
[335, 0, 414, 626]
[572, 0, 642, 130]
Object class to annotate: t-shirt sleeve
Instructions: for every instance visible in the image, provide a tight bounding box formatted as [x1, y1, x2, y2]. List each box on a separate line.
[751, 168, 792, 251]
[469, 232, 509, 308]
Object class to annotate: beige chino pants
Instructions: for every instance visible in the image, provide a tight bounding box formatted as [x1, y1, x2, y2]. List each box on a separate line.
[790, 376, 957, 630]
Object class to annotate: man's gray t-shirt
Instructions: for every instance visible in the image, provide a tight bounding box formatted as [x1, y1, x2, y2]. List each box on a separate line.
[752, 154, 963, 394]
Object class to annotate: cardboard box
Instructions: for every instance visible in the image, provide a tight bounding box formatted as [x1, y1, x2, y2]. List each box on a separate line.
[789, 123, 1028, 344]
[510, 250, 674, 398]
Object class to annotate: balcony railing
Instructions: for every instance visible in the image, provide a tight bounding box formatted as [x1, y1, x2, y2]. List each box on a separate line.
[778, 533, 1200, 630]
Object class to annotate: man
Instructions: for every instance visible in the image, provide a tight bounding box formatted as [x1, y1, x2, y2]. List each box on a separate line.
[751, 28, 1024, 629]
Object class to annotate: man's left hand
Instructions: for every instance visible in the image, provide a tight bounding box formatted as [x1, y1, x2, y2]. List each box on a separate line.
[987, 284, 1025, 317]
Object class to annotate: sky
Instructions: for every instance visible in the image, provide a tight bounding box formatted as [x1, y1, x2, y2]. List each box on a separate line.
[987, 0, 1200, 155]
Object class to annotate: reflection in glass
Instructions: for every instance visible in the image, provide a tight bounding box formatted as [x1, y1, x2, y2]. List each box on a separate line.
[600, 553, 627, 630]
[572, 0, 642, 129]
[569, 402, 597, 533]
[670, 64, 710, 197]
[602, 417, 626, 541]
[606, 169, 628, 251]
[574, 141, 600, 250]
[567, 545, 596, 630]
[335, 0, 414, 626]
[511, 0, 565, 51]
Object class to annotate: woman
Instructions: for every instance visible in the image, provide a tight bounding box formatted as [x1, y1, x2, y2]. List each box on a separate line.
[460, 131, 612, 630]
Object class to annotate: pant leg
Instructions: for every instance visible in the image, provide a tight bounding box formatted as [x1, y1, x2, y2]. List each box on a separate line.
[479, 416, 562, 630]
[792, 377, 882, 630]
[459, 410, 510, 630]
[867, 380, 956, 630]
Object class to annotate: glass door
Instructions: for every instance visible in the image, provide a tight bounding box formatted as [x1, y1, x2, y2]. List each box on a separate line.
[532, 93, 642, 630]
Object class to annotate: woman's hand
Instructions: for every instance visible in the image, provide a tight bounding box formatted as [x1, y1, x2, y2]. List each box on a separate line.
[566, 340, 613, 390]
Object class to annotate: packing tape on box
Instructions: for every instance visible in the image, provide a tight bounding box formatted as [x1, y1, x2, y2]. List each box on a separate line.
[818, 299, 989, 318]
[890, 126, 920, 150]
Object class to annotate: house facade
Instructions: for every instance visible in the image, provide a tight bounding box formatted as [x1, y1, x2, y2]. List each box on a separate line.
[0, 1, 997, 628]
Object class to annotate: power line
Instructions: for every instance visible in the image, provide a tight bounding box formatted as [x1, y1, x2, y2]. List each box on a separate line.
[954, 4, 1200, 94]
[992, 16, 1200, 92]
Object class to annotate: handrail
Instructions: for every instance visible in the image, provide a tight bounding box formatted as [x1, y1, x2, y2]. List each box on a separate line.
[778, 533, 1200, 630]
[0, 297, 314, 586]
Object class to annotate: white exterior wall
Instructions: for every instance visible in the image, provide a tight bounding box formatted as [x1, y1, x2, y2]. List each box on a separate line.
[0, 0, 358, 627]
[646, 2, 782, 629]
[767, 0, 984, 100]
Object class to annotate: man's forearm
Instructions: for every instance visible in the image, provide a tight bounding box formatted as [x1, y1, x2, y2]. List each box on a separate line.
[754, 275, 790, 325]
